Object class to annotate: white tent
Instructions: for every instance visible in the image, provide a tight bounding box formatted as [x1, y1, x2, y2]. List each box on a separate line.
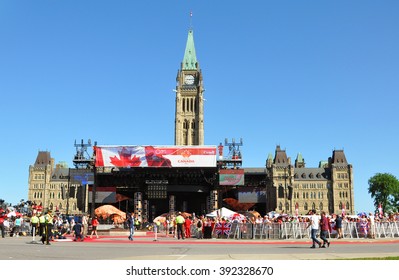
[207, 207, 244, 220]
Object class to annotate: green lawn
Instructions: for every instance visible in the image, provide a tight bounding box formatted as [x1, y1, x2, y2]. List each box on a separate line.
[345, 256, 399, 260]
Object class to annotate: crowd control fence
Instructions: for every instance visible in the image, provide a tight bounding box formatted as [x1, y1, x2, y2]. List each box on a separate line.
[182, 221, 399, 240]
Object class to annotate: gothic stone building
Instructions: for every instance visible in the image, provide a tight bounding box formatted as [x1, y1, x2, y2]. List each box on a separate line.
[27, 28, 355, 217]
[28, 151, 80, 214]
[265, 146, 354, 215]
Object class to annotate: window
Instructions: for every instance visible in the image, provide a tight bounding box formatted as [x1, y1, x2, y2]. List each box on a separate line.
[278, 202, 283, 211]
[304, 202, 308, 211]
[278, 185, 284, 198]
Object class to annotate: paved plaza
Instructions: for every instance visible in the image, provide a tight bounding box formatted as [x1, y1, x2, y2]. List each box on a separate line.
[1, 234, 398, 260]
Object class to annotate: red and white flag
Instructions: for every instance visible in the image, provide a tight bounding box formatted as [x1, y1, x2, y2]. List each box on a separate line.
[378, 203, 383, 218]
[341, 203, 346, 217]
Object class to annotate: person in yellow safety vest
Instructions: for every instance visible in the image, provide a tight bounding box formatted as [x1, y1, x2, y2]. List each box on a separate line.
[38, 213, 46, 237]
[175, 212, 185, 240]
[41, 210, 53, 245]
[30, 214, 39, 237]
[134, 217, 140, 230]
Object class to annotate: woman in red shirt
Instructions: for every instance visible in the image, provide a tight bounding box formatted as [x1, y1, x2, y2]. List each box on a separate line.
[89, 216, 100, 239]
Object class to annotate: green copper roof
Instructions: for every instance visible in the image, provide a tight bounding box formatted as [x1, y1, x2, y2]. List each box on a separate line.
[267, 153, 273, 160]
[182, 29, 197, 70]
[296, 153, 304, 163]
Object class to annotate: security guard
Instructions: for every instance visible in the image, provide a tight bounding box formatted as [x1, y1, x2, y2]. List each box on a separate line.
[30, 213, 39, 237]
[38, 213, 46, 237]
[41, 210, 53, 245]
[175, 212, 185, 240]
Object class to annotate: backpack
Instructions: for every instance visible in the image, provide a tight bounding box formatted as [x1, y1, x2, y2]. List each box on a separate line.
[197, 220, 202, 228]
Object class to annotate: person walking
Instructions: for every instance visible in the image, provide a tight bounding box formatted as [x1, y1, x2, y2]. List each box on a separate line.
[175, 212, 185, 240]
[89, 216, 99, 239]
[307, 209, 322, 248]
[127, 212, 135, 241]
[319, 211, 330, 248]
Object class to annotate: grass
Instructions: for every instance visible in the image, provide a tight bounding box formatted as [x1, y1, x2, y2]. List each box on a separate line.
[344, 256, 399, 260]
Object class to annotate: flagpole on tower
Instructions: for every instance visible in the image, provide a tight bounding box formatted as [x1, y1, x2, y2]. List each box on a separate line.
[189, 10, 193, 30]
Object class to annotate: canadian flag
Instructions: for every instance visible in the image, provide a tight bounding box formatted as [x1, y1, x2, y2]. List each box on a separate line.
[341, 203, 346, 217]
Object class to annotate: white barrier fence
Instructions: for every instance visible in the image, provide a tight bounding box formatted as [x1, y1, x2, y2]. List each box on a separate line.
[182, 221, 399, 240]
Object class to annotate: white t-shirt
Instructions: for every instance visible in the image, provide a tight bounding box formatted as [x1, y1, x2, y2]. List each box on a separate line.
[310, 214, 320, 230]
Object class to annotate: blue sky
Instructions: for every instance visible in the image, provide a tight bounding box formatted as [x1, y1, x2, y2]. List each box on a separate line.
[0, 0, 398, 213]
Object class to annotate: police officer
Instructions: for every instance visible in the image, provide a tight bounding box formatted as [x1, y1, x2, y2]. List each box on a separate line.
[30, 213, 39, 237]
[175, 212, 185, 240]
[41, 210, 53, 245]
[38, 212, 46, 237]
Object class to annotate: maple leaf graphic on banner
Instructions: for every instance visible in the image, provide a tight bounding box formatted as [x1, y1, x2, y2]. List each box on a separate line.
[109, 147, 142, 167]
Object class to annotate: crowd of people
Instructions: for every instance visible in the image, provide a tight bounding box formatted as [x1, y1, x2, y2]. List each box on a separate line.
[154, 210, 399, 241]
[0, 208, 103, 243]
[1, 206, 398, 243]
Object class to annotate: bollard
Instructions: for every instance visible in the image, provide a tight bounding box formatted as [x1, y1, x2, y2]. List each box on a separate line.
[153, 224, 158, 241]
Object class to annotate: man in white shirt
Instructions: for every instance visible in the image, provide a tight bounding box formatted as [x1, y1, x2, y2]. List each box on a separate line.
[307, 209, 322, 248]
[368, 212, 375, 239]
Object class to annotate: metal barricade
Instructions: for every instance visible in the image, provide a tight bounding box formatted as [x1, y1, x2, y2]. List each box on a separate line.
[225, 220, 399, 240]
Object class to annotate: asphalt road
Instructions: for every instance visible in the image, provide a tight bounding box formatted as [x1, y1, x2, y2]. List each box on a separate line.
[1, 236, 399, 260]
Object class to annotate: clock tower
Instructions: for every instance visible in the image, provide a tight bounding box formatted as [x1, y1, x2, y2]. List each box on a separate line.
[174, 29, 205, 146]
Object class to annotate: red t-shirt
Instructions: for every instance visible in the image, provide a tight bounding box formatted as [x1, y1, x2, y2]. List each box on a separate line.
[92, 218, 99, 227]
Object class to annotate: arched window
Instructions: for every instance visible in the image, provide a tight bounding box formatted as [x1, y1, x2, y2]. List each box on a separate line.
[285, 202, 290, 211]
[319, 202, 323, 211]
[304, 202, 308, 211]
[278, 202, 283, 211]
[312, 203, 316, 210]
[346, 202, 350, 210]
[278, 185, 284, 198]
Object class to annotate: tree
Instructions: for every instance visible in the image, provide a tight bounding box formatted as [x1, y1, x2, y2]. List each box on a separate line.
[368, 173, 399, 213]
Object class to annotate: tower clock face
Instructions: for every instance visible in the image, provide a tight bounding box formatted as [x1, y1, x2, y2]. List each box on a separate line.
[184, 75, 195, 85]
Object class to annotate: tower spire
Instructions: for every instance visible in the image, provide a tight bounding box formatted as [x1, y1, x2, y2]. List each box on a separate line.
[182, 25, 197, 70]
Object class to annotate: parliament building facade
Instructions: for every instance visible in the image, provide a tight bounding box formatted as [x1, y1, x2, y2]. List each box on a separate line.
[27, 28, 355, 217]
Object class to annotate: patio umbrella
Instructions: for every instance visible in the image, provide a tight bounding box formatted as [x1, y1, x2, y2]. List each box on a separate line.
[94, 205, 126, 222]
